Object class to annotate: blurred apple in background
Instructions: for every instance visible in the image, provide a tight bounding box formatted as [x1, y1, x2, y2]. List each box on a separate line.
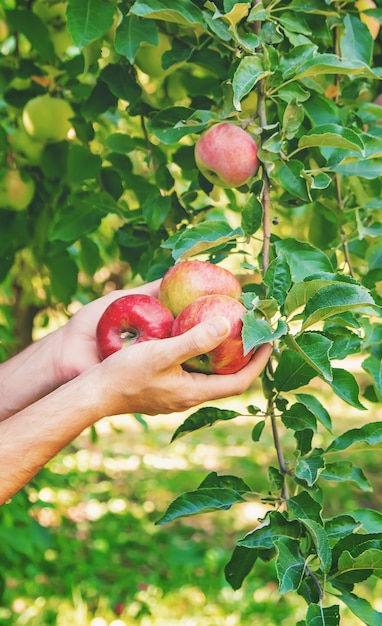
[22, 95, 74, 143]
[159, 260, 242, 317]
[355, 0, 380, 39]
[195, 122, 259, 188]
[10, 127, 45, 166]
[171, 294, 253, 374]
[135, 32, 173, 78]
[0, 169, 35, 211]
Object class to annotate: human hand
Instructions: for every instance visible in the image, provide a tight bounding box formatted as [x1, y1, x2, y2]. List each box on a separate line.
[56, 280, 161, 382]
[91, 317, 272, 417]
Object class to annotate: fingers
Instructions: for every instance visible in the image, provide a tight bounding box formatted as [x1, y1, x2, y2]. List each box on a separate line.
[159, 317, 231, 367]
[189, 342, 273, 402]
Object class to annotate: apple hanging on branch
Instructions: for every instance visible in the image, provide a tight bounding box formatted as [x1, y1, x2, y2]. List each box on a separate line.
[158, 259, 242, 317]
[96, 294, 174, 360]
[194, 122, 259, 188]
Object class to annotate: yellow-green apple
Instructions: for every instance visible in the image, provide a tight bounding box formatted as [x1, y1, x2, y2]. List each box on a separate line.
[355, 0, 380, 39]
[96, 294, 174, 360]
[171, 294, 253, 374]
[158, 259, 242, 317]
[22, 95, 74, 143]
[135, 32, 176, 78]
[0, 18, 9, 43]
[32, 0, 73, 56]
[194, 122, 259, 188]
[11, 127, 45, 166]
[0, 168, 35, 211]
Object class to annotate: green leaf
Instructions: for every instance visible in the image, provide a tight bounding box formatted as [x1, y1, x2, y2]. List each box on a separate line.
[147, 107, 210, 144]
[288, 491, 323, 522]
[6, 9, 55, 63]
[275, 240, 333, 282]
[298, 124, 365, 155]
[338, 549, 382, 575]
[114, 15, 158, 63]
[328, 368, 366, 411]
[155, 488, 246, 525]
[106, 134, 137, 154]
[142, 193, 171, 231]
[302, 283, 375, 331]
[325, 515, 361, 541]
[293, 53, 380, 81]
[330, 588, 382, 626]
[284, 274, 358, 318]
[264, 255, 292, 307]
[130, 0, 207, 27]
[295, 453, 325, 488]
[281, 403, 317, 433]
[67, 144, 101, 183]
[340, 14, 373, 66]
[232, 56, 271, 110]
[353, 509, 382, 534]
[274, 350, 317, 392]
[225, 545, 258, 591]
[241, 195, 263, 237]
[67, 0, 115, 47]
[295, 393, 332, 432]
[333, 157, 382, 180]
[320, 461, 372, 492]
[275, 537, 305, 594]
[46, 251, 78, 305]
[327, 422, 382, 453]
[300, 517, 332, 573]
[101, 64, 142, 105]
[305, 604, 340, 626]
[170, 407, 241, 442]
[251, 420, 265, 442]
[277, 160, 310, 201]
[198, 472, 251, 493]
[48, 200, 108, 243]
[161, 220, 243, 261]
[294, 332, 333, 383]
[242, 317, 287, 355]
[362, 355, 382, 400]
[239, 511, 302, 550]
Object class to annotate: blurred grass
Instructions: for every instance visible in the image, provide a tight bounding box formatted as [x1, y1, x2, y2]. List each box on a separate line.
[1, 372, 381, 625]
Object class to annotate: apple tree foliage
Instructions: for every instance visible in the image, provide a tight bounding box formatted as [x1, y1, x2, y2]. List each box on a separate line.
[1, 0, 382, 622]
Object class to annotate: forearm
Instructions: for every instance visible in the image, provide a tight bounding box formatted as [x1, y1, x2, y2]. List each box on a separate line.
[0, 365, 105, 504]
[0, 329, 65, 422]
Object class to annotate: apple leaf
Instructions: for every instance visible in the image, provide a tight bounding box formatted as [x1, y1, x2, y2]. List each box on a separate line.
[327, 368, 366, 411]
[329, 588, 382, 626]
[147, 107, 214, 143]
[232, 56, 271, 110]
[155, 488, 247, 525]
[277, 160, 311, 201]
[305, 604, 340, 626]
[284, 273, 358, 318]
[291, 53, 380, 81]
[300, 517, 332, 572]
[161, 220, 243, 261]
[170, 406, 241, 442]
[292, 332, 333, 382]
[333, 157, 382, 180]
[274, 537, 305, 594]
[114, 15, 158, 63]
[320, 461, 372, 493]
[264, 254, 292, 308]
[274, 350, 317, 392]
[241, 195, 263, 237]
[130, 0, 207, 27]
[242, 317, 287, 355]
[295, 455, 325, 488]
[302, 283, 376, 330]
[298, 124, 365, 155]
[238, 511, 302, 550]
[295, 393, 332, 431]
[352, 509, 382, 534]
[327, 422, 382, 453]
[5, 9, 55, 64]
[225, 545, 259, 591]
[340, 14, 373, 66]
[362, 355, 382, 400]
[281, 403, 317, 433]
[275, 239, 333, 282]
[67, 0, 115, 47]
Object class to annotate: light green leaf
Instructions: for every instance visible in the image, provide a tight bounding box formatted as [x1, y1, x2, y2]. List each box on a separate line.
[242, 317, 288, 355]
[293, 53, 380, 81]
[161, 221, 243, 261]
[129, 0, 207, 27]
[295, 393, 332, 432]
[333, 157, 382, 180]
[320, 461, 372, 492]
[170, 407, 241, 442]
[275, 240, 333, 283]
[340, 14, 373, 66]
[155, 488, 246, 525]
[338, 549, 382, 575]
[302, 283, 375, 330]
[5, 9, 54, 63]
[298, 124, 365, 155]
[353, 509, 382, 534]
[232, 56, 271, 110]
[275, 537, 305, 594]
[114, 15, 157, 63]
[327, 421, 382, 453]
[67, 0, 115, 47]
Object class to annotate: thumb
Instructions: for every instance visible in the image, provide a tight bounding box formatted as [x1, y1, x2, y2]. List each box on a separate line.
[164, 316, 231, 366]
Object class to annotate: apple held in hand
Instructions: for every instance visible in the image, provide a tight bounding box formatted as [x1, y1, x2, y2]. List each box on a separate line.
[158, 259, 242, 317]
[172, 294, 253, 375]
[195, 122, 259, 188]
[96, 294, 174, 360]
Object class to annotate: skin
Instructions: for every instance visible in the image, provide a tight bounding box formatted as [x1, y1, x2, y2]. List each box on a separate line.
[0, 281, 272, 505]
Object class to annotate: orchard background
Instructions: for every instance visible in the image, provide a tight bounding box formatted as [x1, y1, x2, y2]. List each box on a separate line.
[1, 0, 382, 624]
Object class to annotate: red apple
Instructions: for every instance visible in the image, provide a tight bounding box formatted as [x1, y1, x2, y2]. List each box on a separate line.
[171, 294, 253, 374]
[96, 294, 174, 360]
[158, 259, 242, 317]
[194, 122, 259, 188]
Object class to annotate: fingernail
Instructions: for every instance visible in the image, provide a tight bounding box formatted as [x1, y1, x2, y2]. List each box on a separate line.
[208, 317, 230, 337]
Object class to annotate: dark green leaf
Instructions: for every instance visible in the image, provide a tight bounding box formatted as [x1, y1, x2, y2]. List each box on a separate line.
[295, 393, 332, 432]
[288, 491, 323, 522]
[275, 239, 333, 282]
[320, 461, 371, 492]
[327, 422, 382, 453]
[155, 488, 246, 525]
[130, 0, 207, 27]
[275, 537, 305, 594]
[162, 221, 243, 261]
[330, 588, 382, 626]
[6, 9, 54, 63]
[300, 517, 332, 573]
[242, 317, 287, 355]
[302, 283, 375, 330]
[251, 420, 265, 442]
[274, 350, 317, 392]
[241, 195, 263, 237]
[67, 0, 115, 47]
[353, 509, 382, 534]
[277, 160, 310, 201]
[328, 368, 366, 411]
[198, 472, 251, 493]
[170, 407, 241, 442]
[264, 255, 292, 307]
[225, 545, 258, 590]
[305, 604, 340, 626]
